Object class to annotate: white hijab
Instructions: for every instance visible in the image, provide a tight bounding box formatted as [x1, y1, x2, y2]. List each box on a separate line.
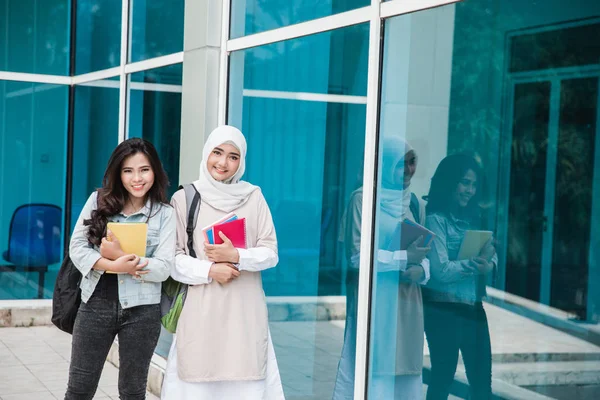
[380, 137, 414, 220]
[194, 125, 259, 213]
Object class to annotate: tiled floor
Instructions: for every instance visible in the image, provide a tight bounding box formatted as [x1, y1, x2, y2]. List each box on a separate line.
[2, 300, 600, 399]
[0, 326, 158, 400]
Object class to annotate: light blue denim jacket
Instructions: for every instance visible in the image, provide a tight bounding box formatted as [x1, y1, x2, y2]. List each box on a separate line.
[69, 192, 176, 308]
[424, 212, 497, 305]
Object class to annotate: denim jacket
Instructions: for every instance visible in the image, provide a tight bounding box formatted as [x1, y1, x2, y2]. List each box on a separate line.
[424, 212, 497, 305]
[69, 192, 176, 308]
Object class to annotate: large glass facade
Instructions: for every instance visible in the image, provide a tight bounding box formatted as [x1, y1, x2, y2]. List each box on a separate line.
[0, 81, 68, 299]
[1, 0, 599, 398]
[227, 23, 368, 399]
[365, 1, 600, 399]
[0, 0, 184, 302]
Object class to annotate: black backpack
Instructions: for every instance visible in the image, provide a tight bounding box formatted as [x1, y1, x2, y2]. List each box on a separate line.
[51, 254, 82, 334]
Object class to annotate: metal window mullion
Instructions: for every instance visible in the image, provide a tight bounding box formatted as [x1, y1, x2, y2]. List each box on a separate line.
[218, 0, 232, 125]
[354, 2, 383, 399]
[588, 78, 600, 321]
[226, 6, 370, 52]
[0, 71, 71, 85]
[71, 67, 121, 85]
[124, 52, 184, 74]
[117, 0, 131, 143]
[540, 80, 561, 305]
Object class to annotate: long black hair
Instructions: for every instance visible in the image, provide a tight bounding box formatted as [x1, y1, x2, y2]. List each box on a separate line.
[426, 154, 484, 221]
[84, 138, 169, 246]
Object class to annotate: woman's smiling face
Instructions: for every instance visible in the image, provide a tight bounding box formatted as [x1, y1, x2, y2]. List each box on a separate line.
[206, 143, 241, 182]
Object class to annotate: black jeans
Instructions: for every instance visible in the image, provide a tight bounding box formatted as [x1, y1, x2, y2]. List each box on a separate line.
[65, 274, 161, 400]
[424, 301, 492, 400]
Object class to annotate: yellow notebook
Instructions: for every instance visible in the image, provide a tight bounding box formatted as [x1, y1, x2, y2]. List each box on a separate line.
[106, 222, 148, 257]
[457, 230, 493, 260]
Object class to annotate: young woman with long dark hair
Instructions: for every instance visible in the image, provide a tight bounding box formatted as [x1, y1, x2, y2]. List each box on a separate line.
[65, 138, 176, 400]
[423, 154, 496, 400]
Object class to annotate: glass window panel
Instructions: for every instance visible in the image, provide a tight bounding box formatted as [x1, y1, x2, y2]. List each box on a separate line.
[0, 81, 68, 300]
[373, 1, 600, 399]
[506, 82, 550, 302]
[234, 24, 368, 97]
[128, 64, 182, 198]
[0, 0, 70, 75]
[225, 23, 368, 399]
[230, 0, 370, 39]
[71, 79, 119, 229]
[130, 0, 184, 63]
[75, 0, 122, 74]
[551, 77, 598, 318]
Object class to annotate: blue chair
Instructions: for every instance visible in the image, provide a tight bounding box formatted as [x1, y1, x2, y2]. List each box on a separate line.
[1, 204, 62, 299]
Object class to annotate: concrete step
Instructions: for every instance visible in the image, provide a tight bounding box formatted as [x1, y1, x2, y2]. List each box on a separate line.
[492, 360, 600, 387]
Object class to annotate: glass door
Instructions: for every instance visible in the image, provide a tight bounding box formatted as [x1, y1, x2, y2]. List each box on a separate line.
[505, 75, 599, 318]
[505, 81, 551, 303]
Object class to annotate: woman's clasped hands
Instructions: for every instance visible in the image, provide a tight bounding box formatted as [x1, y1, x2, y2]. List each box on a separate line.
[205, 231, 241, 284]
[99, 229, 149, 277]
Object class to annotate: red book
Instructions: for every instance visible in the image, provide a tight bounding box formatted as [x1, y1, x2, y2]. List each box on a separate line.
[213, 218, 247, 249]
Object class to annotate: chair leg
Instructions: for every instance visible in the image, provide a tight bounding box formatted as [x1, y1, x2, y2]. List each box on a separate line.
[38, 270, 46, 299]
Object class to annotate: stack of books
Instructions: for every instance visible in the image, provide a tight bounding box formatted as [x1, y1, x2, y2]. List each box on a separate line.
[202, 214, 247, 249]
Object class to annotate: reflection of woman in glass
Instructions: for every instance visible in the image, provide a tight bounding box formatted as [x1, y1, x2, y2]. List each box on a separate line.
[424, 154, 496, 400]
[333, 137, 430, 400]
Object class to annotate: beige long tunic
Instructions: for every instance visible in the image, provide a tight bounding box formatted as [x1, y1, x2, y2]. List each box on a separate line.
[170, 187, 278, 382]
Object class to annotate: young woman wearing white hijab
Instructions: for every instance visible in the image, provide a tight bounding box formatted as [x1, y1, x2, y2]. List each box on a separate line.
[161, 125, 285, 400]
[333, 136, 431, 400]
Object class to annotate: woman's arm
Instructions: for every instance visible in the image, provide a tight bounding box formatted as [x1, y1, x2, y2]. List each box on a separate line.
[137, 206, 176, 282]
[69, 193, 103, 277]
[426, 215, 474, 283]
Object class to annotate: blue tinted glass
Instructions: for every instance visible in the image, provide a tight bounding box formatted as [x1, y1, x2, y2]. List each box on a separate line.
[371, 2, 600, 399]
[226, 24, 368, 399]
[128, 64, 182, 197]
[230, 0, 370, 38]
[130, 0, 184, 62]
[75, 0, 122, 74]
[0, 81, 68, 300]
[236, 24, 368, 96]
[0, 0, 70, 75]
[71, 80, 119, 227]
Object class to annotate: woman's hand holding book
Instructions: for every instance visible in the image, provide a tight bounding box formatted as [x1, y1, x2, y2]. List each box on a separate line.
[204, 232, 240, 264]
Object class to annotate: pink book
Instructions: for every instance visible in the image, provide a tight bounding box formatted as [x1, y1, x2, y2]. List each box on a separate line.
[213, 218, 247, 249]
[200, 212, 236, 243]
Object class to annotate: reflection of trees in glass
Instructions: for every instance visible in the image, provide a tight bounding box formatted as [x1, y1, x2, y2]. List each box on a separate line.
[76, 0, 121, 73]
[551, 77, 597, 318]
[505, 82, 550, 302]
[0, 0, 70, 74]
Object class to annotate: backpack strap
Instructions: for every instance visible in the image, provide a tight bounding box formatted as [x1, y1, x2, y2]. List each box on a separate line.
[409, 192, 420, 223]
[178, 184, 201, 258]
